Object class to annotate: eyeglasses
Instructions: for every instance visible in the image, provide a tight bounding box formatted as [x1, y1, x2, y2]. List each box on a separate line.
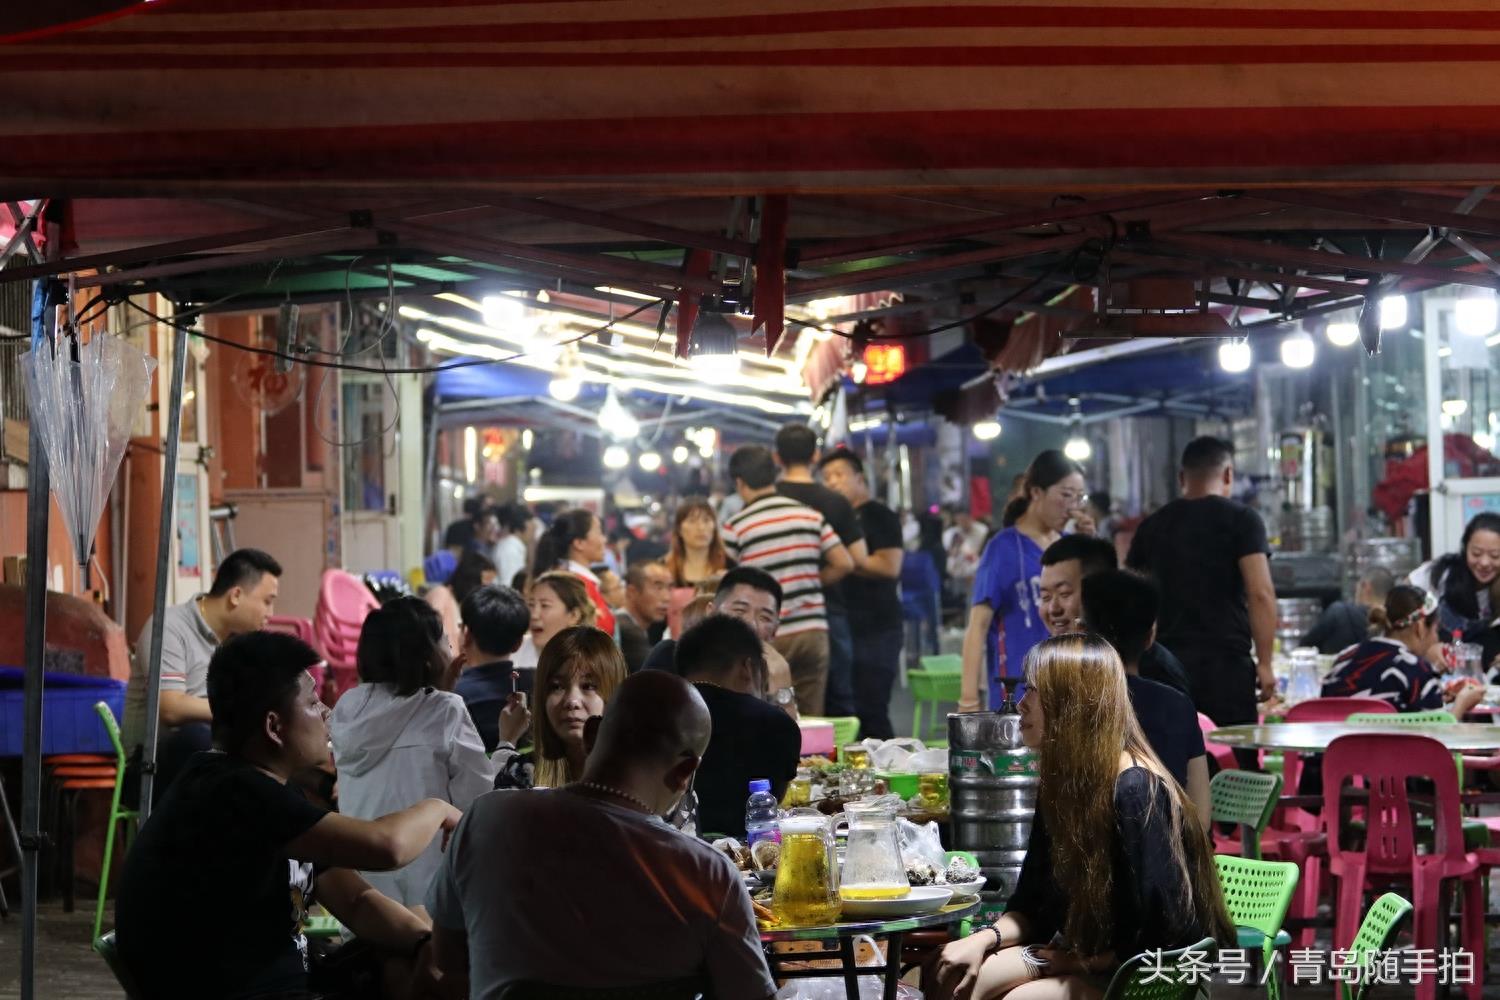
[1053, 489, 1089, 506]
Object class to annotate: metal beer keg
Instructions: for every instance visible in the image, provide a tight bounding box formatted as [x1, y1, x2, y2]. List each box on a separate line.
[948, 711, 1038, 919]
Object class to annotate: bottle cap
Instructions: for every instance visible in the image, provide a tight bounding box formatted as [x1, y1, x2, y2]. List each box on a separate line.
[749, 779, 771, 794]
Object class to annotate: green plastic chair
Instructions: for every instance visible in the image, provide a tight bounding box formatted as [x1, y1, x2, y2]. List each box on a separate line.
[1210, 769, 1283, 860]
[1342, 892, 1413, 1000]
[909, 672, 961, 744]
[918, 654, 962, 673]
[1215, 855, 1300, 1000]
[91, 701, 139, 944]
[94, 930, 141, 998]
[1101, 936, 1219, 999]
[804, 716, 861, 756]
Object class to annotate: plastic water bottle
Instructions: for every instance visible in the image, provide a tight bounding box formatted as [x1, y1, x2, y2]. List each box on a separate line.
[1447, 630, 1466, 674]
[745, 779, 781, 849]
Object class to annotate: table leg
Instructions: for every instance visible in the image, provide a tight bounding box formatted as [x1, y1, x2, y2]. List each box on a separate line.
[840, 936, 861, 1000]
[884, 931, 904, 1000]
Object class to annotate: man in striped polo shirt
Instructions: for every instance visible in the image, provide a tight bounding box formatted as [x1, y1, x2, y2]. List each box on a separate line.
[722, 445, 853, 715]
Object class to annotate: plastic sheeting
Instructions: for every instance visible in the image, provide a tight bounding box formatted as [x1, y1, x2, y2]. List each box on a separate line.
[22, 334, 156, 567]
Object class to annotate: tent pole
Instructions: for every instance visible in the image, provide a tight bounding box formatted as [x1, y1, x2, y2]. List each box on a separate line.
[19, 283, 56, 999]
[136, 318, 188, 823]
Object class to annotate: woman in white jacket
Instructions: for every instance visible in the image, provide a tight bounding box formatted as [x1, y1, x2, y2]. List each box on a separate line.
[330, 596, 495, 911]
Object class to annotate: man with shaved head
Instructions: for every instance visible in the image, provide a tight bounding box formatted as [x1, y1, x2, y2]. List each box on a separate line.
[427, 671, 775, 1000]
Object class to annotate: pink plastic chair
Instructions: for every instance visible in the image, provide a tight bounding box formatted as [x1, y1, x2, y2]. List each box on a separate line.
[264, 616, 326, 692]
[1270, 698, 1396, 947]
[313, 570, 380, 704]
[1323, 733, 1483, 1000]
[1197, 712, 1240, 773]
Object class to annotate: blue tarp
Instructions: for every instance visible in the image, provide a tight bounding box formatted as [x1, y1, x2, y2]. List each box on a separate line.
[434, 361, 566, 402]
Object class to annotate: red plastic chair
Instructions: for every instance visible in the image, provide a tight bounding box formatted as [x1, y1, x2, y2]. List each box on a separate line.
[1198, 712, 1240, 773]
[1270, 698, 1395, 947]
[313, 570, 379, 704]
[1323, 733, 1484, 1000]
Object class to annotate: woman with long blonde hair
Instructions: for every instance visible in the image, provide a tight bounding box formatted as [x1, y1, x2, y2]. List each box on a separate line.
[936, 634, 1232, 1000]
[493, 626, 626, 790]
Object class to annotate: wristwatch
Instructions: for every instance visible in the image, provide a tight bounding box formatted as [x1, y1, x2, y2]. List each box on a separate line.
[773, 686, 796, 706]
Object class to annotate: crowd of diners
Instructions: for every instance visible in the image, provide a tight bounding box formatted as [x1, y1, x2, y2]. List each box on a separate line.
[102, 428, 1500, 1000]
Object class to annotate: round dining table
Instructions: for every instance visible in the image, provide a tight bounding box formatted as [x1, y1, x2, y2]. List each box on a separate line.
[759, 899, 981, 1000]
[1209, 721, 1500, 753]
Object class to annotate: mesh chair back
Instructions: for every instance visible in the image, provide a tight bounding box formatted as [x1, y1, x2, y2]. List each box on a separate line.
[1102, 937, 1219, 999]
[1214, 855, 1300, 970]
[1210, 770, 1282, 859]
[1348, 893, 1413, 1000]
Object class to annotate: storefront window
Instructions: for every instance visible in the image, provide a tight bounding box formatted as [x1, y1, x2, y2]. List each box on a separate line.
[342, 380, 393, 513]
[1349, 315, 1428, 535]
[1434, 292, 1500, 480]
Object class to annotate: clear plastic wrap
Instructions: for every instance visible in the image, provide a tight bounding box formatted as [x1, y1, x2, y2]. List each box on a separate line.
[22, 334, 157, 567]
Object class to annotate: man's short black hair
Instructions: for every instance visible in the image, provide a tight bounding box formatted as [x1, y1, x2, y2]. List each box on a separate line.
[1040, 534, 1118, 578]
[1181, 436, 1235, 476]
[495, 503, 530, 534]
[817, 447, 864, 476]
[1081, 570, 1160, 668]
[728, 445, 778, 490]
[775, 423, 819, 466]
[675, 614, 765, 681]
[625, 561, 667, 590]
[207, 548, 282, 598]
[208, 631, 321, 754]
[714, 565, 783, 610]
[460, 584, 530, 656]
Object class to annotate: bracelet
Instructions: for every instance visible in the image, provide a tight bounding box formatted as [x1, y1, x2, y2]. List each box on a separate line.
[985, 925, 1004, 953]
[409, 931, 432, 961]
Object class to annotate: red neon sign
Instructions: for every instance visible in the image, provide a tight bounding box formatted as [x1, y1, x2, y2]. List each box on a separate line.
[862, 343, 907, 385]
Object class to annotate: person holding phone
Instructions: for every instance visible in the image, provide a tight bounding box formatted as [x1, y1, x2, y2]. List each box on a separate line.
[453, 584, 532, 752]
[960, 451, 1093, 711]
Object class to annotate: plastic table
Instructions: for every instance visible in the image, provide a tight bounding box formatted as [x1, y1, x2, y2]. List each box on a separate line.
[1208, 722, 1500, 753]
[759, 899, 980, 1000]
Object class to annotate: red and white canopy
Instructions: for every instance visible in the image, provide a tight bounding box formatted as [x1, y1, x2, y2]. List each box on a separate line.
[5, 0, 1500, 194]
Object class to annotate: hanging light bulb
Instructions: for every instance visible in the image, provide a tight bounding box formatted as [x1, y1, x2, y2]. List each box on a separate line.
[687, 311, 742, 381]
[1379, 294, 1408, 330]
[602, 445, 630, 470]
[548, 375, 581, 401]
[1456, 291, 1498, 338]
[521, 428, 534, 450]
[1324, 322, 1360, 347]
[1218, 340, 1252, 373]
[671, 445, 690, 464]
[1280, 331, 1316, 369]
[638, 451, 663, 472]
[597, 385, 640, 440]
[972, 421, 1002, 441]
[1064, 434, 1092, 462]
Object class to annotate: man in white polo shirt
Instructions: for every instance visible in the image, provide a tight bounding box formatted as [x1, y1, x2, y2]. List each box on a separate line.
[123, 548, 282, 799]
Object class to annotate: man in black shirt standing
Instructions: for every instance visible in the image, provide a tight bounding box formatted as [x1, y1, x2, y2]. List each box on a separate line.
[676, 614, 802, 839]
[1127, 437, 1277, 737]
[775, 423, 868, 718]
[819, 449, 905, 739]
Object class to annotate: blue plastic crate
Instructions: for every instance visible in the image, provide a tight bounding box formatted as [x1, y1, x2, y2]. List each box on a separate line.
[0, 667, 126, 757]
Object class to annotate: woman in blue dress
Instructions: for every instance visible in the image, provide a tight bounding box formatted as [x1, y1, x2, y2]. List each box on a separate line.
[960, 451, 1091, 711]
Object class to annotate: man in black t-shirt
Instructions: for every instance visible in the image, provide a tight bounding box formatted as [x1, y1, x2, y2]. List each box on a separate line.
[819, 449, 906, 739]
[676, 615, 802, 839]
[1127, 436, 1277, 733]
[1082, 570, 1211, 829]
[775, 423, 868, 717]
[116, 631, 463, 1000]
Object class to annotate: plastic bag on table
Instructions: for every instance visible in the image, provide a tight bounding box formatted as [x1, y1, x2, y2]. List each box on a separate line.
[905, 749, 948, 774]
[897, 816, 946, 871]
[869, 738, 927, 772]
[773, 935, 924, 1000]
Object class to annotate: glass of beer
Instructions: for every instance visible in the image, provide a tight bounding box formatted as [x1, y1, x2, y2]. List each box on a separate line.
[843, 745, 871, 769]
[918, 772, 949, 811]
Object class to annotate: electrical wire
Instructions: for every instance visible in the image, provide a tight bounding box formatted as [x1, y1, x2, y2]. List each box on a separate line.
[123, 295, 665, 375]
[785, 239, 1093, 341]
